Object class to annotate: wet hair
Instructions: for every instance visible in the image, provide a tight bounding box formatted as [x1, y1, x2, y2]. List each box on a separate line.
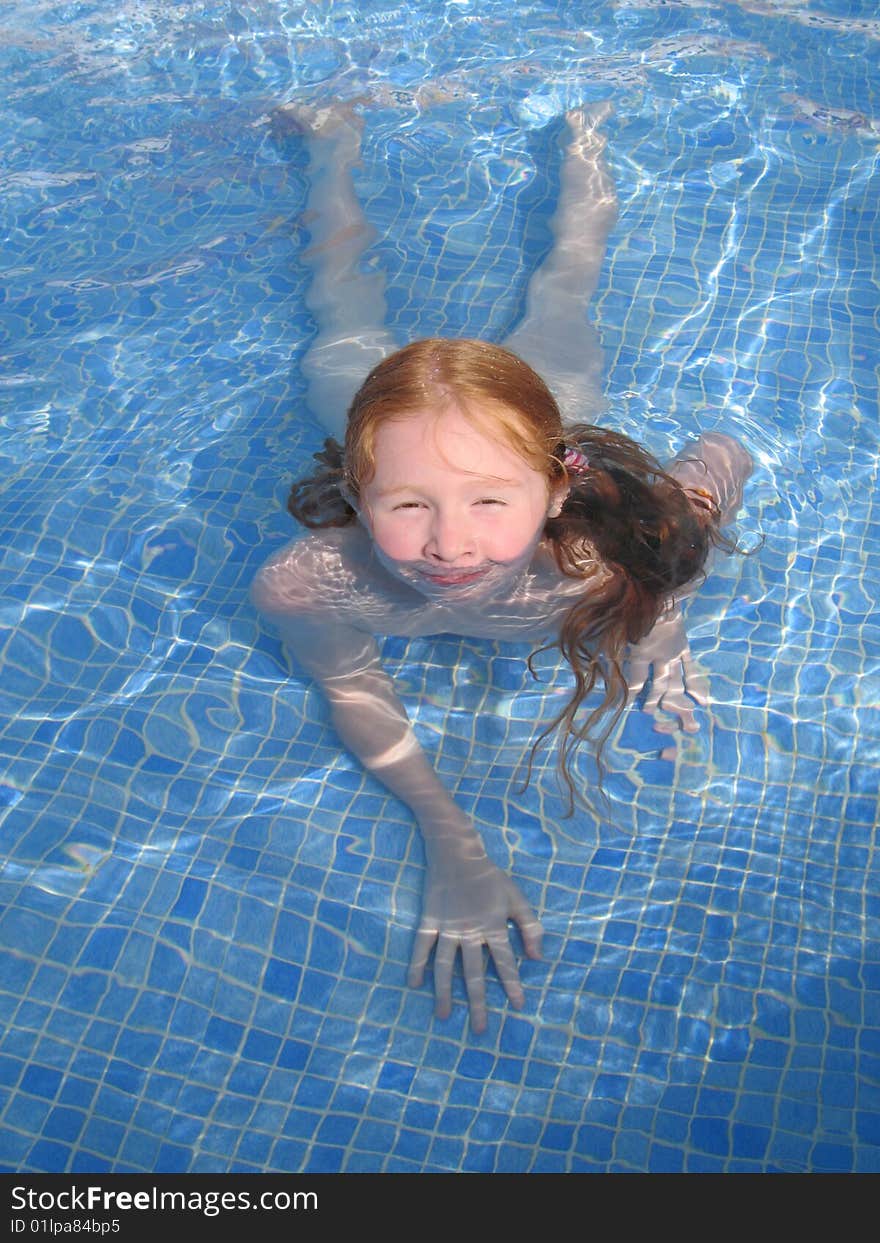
[288, 338, 730, 806]
[288, 337, 565, 524]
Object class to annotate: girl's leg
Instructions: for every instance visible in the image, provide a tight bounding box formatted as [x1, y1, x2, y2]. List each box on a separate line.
[503, 102, 618, 424]
[282, 102, 399, 438]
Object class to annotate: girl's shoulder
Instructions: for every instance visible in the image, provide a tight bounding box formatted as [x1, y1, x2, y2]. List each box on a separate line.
[251, 524, 387, 620]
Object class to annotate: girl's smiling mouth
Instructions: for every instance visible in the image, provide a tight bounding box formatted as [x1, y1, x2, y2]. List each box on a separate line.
[420, 566, 491, 587]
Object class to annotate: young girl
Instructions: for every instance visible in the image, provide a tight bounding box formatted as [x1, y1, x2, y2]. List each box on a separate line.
[252, 104, 751, 1033]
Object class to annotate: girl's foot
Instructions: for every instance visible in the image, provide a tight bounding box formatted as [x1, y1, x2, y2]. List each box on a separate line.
[564, 100, 614, 147]
[271, 98, 365, 147]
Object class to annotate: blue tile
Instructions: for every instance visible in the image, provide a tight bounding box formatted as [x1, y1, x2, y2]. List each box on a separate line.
[812, 1143, 856, 1173]
[242, 1030, 282, 1064]
[79, 1118, 125, 1159]
[42, 1107, 86, 1144]
[457, 1050, 495, 1080]
[277, 1039, 311, 1071]
[262, 959, 302, 999]
[303, 1146, 346, 1172]
[269, 1140, 308, 1172]
[26, 1140, 71, 1172]
[155, 1142, 192, 1173]
[282, 1113, 320, 1138]
[20, 1066, 64, 1101]
[204, 1017, 245, 1055]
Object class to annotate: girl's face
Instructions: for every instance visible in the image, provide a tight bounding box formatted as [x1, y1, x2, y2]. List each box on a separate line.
[358, 402, 565, 598]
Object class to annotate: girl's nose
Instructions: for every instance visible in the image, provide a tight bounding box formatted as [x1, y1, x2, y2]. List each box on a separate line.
[424, 510, 474, 563]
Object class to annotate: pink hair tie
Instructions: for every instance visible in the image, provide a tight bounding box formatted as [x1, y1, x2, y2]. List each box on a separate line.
[563, 446, 591, 474]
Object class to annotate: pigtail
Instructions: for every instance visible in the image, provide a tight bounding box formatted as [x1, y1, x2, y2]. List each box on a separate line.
[287, 437, 357, 529]
[551, 425, 723, 603]
[535, 424, 733, 811]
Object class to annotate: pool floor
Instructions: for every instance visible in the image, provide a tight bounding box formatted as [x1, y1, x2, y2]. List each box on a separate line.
[1, 0, 879, 1174]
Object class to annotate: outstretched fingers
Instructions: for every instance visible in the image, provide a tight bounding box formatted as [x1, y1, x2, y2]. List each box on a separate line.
[637, 649, 711, 736]
[408, 887, 542, 1029]
[681, 654, 710, 709]
[407, 926, 436, 990]
[486, 935, 525, 1012]
[461, 938, 489, 1033]
[508, 888, 544, 960]
[430, 934, 459, 1021]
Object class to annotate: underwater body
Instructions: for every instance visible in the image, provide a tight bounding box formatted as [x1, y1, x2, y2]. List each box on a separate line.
[1, 0, 879, 1173]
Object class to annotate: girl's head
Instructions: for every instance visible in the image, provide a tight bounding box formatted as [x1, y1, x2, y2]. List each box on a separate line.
[339, 339, 570, 593]
[289, 337, 719, 608]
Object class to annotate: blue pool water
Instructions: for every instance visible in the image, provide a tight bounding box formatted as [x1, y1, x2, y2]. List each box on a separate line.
[1, 0, 878, 1174]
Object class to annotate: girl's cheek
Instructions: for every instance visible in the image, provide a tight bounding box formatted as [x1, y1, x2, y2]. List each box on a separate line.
[370, 516, 420, 560]
[488, 514, 545, 560]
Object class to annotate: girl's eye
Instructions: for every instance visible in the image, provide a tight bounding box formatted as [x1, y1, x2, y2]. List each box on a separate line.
[392, 501, 424, 511]
[475, 498, 505, 507]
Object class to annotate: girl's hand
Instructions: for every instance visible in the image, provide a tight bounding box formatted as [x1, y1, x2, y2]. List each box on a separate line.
[626, 604, 708, 735]
[628, 645, 709, 735]
[408, 826, 543, 1034]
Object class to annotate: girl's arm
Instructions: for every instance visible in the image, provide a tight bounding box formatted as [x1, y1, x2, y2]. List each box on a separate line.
[252, 582, 542, 1033]
[625, 433, 752, 734]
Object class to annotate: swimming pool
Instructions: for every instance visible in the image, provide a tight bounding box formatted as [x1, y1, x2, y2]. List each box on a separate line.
[1, 0, 878, 1174]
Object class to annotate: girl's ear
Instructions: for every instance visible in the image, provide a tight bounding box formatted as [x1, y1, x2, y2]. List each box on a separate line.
[547, 482, 569, 519]
[339, 480, 361, 514]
